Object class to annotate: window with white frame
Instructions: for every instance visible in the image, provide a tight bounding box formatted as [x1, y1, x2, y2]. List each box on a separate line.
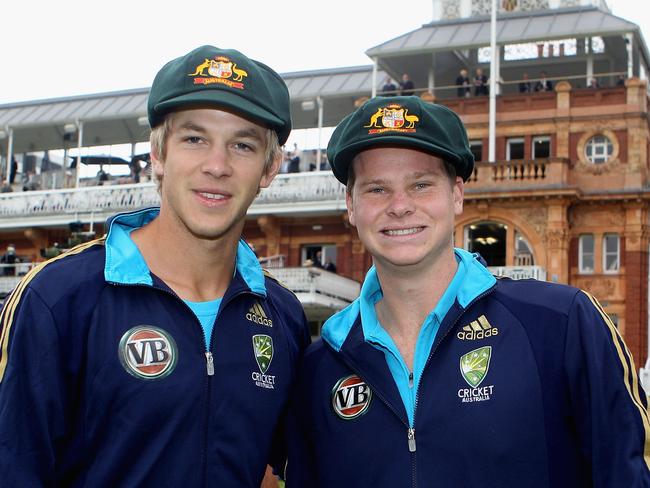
[585, 135, 613, 164]
[602, 233, 620, 273]
[532, 136, 550, 159]
[579, 234, 595, 274]
[506, 138, 525, 160]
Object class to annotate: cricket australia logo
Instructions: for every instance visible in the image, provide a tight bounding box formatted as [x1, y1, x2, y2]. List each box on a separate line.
[118, 326, 178, 380]
[458, 346, 494, 403]
[251, 334, 275, 389]
[331, 375, 372, 420]
[364, 103, 419, 135]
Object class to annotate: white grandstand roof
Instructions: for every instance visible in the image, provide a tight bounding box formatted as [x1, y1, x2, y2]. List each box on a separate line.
[367, 6, 644, 57]
[0, 66, 385, 154]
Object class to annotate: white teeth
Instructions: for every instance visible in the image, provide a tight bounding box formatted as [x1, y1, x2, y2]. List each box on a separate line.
[384, 227, 422, 236]
[199, 192, 226, 200]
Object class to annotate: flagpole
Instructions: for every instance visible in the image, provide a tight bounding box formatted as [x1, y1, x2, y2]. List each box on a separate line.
[488, 0, 497, 163]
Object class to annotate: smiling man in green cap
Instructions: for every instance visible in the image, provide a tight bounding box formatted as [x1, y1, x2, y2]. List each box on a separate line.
[286, 96, 649, 487]
[0, 45, 309, 487]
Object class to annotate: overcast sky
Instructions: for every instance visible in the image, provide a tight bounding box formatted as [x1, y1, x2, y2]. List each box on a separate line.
[1, 0, 647, 105]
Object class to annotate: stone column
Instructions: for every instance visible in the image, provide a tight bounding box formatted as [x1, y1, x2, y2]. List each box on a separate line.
[624, 202, 649, 364]
[257, 215, 281, 259]
[545, 200, 571, 284]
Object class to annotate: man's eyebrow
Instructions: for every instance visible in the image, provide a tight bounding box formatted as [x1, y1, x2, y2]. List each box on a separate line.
[233, 127, 265, 141]
[358, 177, 390, 186]
[176, 121, 207, 133]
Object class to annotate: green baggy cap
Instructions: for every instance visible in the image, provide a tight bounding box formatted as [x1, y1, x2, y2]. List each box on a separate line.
[327, 96, 474, 183]
[147, 45, 292, 145]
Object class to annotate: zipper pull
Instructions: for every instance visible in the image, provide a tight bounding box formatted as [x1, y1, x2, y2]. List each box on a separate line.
[408, 372, 414, 388]
[407, 428, 416, 452]
[205, 351, 214, 376]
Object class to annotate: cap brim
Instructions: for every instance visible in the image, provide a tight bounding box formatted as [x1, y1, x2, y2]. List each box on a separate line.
[333, 135, 465, 184]
[154, 89, 284, 133]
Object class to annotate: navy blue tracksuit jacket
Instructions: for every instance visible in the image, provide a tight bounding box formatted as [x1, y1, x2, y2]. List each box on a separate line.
[0, 208, 310, 487]
[287, 252, 650, 487]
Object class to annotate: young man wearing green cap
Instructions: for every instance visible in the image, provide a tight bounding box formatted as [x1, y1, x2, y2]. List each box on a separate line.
[286, 96, 650, 487]
[0, 45, 309, 487]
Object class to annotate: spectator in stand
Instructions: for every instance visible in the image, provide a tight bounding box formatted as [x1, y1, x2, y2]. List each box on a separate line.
[588, 77, 600, 89]
[129, 159, 142, 183]
[534, 71, 553, 92]
[96, 169, 110, 185]
[473, 68, 488, 96]
[1, 244, 18, 276]
[399, 73, 416, 96]
[288, 144, 301, 173]
[519, 73, 532, 93]
[455, 69, 471, 98]
[381, 77, 398, 97]
[9, 158, 17, 185]
[617, 74, 626, 87]
[324, 259, 337, 273]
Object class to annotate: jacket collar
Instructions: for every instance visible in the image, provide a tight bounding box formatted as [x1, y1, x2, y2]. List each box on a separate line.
[103, 207, 266, 296]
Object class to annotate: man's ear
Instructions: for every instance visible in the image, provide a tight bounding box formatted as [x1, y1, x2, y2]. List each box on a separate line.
[260, 152, 282, 189]
[453, 177, 464, 216]
[151, 147, 164, 179]
[345, 190, 356, 227]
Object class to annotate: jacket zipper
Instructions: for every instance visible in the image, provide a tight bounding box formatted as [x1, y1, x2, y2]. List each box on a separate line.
[409, 285, 497, 488]
[110, 281, 263, 487]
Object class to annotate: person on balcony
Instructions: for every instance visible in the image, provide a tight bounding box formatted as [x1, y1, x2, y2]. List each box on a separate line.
[0, 45, 310, 488]
[455, 69, 471, 98]
[381, 77, 398, 97]
[286, 95, 650, 487]
[518, 72, 532, 93]
[0, 244, 17, 276]
[473, 68, 488, 96]
[399, 73, 416, 96]
[534, 71, 553, 92]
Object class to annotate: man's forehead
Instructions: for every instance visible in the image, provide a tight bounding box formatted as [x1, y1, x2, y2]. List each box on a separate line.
[170, 108, 268, 135]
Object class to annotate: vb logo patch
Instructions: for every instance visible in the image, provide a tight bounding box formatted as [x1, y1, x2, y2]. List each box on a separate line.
[363, 103, 419, 135]
[251, 334, 275, 389]
[331, 375, 372, 420]
[118, 326, 178, 380]
[458, 346, 494, 403]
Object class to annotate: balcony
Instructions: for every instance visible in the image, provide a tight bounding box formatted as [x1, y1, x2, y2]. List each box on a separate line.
[487, 265, 547, 281]
[466, 158, 571, 194]
[264, 267, 360, 321]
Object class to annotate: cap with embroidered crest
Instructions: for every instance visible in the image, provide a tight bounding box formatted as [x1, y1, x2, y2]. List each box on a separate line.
[147, 45, 292, 144]
[326, 96, 474, 184]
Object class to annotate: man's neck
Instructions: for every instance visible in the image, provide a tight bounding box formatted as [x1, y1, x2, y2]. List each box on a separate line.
[373, 252, 458, 370]
[130, 217, 240, 302]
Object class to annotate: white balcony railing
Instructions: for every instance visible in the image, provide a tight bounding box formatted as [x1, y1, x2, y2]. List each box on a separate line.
[0, 172, 346, 227]
[488, 266, 547, 281]
[266, 267, 360, 310]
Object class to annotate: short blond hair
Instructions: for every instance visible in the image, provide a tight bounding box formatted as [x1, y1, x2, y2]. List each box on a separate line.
[149, 112, 282, 190]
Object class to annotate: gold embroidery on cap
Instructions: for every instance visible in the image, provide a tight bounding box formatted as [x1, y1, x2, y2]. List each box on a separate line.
[188, 56, 247, 90]
[364, 104, 419, 134]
